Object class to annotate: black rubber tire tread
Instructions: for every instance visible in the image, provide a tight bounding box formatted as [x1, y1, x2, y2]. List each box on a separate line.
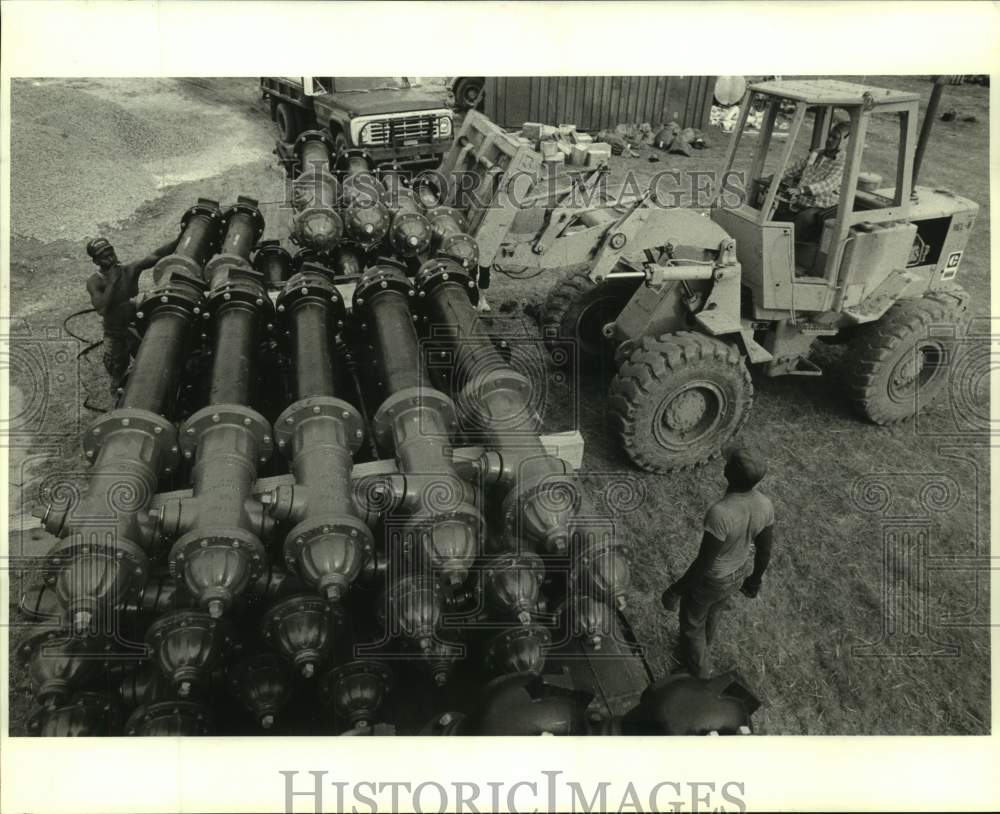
[454, 77, 485, 111]
[542, 268, 638, 365]
[276, 102, 300, 142]
[844, 286, 969, 425]
[609, 331, 754, 473]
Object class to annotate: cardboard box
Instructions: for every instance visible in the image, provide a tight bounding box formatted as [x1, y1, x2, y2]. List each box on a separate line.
[570, 144, 590, 166]
[558, 123, 577, 137]
[587, 143, 612, 166]
[522, 122, 545, 141]
[539, 141, 563, 162]
[571, 131, 594, 146]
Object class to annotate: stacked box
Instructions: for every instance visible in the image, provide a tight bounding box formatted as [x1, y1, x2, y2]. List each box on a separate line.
[570, 144, 590, 166]
[541, 141, 565, 165]
[522, 122, 545, 141]
[587, 143, 612, 166]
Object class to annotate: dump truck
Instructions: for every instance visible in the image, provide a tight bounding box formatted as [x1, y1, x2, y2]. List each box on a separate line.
[260, 77, 454, 171]
[432, 78, 978, 472]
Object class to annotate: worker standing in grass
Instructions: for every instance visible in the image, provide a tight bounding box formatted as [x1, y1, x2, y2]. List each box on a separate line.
[85, 236, 179, 397]
[661, 447, 775, 679]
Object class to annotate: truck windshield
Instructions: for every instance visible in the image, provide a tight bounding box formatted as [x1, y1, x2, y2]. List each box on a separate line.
[335, 77, 410, 92]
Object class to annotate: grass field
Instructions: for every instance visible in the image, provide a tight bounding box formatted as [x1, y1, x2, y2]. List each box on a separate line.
[6, 76, 990, 735]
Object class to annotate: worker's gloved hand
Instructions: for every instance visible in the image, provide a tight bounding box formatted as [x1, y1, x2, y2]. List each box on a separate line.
[740, 578, 761, 599]
[661, 587, 681, 612]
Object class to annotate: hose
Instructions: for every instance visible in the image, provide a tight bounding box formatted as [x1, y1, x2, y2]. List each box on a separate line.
[491, 264, 549, 281]
[63, 306, 110, 413]
[63, 307, 102, 356]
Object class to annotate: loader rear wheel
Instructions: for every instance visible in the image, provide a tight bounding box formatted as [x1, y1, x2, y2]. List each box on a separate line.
[609, 332, 754, 472]
[845, 287, 969, 425]
[276, 102, 301, 142]
[542, 268, 640, 366]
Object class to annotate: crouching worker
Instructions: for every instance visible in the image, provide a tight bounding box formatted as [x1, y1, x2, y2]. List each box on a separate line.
[661, 448, 775, 679]
[85, 236, 178, 398]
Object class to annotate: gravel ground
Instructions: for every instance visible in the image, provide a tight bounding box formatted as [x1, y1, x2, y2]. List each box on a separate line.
[10, 77, 277, 242]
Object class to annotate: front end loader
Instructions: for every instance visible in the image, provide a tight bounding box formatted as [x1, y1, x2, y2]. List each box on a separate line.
[434, 78, 979, 473]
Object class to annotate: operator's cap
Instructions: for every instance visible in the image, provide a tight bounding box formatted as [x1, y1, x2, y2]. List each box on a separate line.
[724, 446, 767, 487]
[86, 237, 114, 259]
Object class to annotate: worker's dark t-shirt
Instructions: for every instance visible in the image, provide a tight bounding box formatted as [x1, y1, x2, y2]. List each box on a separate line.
[90, 264, 140, 331]
[703, 489, 774, 579]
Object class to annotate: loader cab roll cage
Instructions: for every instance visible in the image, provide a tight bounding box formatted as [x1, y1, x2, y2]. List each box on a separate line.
[712, 79, 920, 291]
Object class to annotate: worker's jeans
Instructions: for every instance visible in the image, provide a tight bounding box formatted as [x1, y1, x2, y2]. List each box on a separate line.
[678, 566, 748, 679]
[102, 330, 129, 397]
[793, 207, 825, 243]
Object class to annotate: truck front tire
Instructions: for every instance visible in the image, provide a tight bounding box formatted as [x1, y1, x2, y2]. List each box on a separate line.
[331, 130, 348, 155]
[276, 102, 301, 142]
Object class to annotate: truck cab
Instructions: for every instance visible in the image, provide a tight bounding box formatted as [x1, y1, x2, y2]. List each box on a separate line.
[261, 77, 454, 172]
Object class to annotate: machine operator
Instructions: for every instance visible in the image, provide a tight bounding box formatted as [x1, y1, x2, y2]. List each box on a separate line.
[777, 120, 851, 242]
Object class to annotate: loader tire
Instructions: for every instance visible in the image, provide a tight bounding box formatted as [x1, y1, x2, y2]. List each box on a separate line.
[276, 102, 301, 142]
[542, 268, 640, 366]
[845, 287, 969, 425]
[609, 332, 754, 473]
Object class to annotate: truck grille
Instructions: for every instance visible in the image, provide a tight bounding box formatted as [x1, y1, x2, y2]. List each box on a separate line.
[363, 116, 440, 146]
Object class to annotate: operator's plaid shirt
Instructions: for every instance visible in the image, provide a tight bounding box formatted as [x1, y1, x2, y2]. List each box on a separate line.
[781, 149, 846, 209]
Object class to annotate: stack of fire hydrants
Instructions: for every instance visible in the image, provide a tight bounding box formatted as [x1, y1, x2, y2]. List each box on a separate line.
[16, 130, 673, 737]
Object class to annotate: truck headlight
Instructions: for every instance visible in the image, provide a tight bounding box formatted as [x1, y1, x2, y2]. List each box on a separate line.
[439, 117, 452, 137]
